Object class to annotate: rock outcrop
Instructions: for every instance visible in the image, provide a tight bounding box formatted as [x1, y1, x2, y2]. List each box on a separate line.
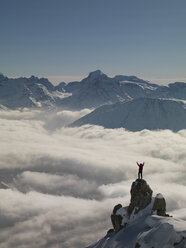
[153, 193, 168, 216]
[111, 179, 169, 232]
[111, 204, 123, 232]
[128, 179, 153, 215]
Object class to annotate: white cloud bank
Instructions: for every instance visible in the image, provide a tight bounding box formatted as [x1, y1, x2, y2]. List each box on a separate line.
[0, 109, 186, 247]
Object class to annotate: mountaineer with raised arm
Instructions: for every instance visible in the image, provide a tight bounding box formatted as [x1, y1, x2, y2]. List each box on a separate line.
[136, 162, 145, 179]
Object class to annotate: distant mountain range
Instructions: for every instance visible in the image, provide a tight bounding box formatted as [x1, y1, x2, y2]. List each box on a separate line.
[0, 70, 158, 109]
[1, 70, 186, 131]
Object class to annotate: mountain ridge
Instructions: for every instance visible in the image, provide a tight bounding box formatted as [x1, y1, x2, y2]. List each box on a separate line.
[71, 97, 186, 131]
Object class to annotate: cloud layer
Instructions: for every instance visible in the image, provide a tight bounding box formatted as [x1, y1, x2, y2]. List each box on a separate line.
[0, 109, 186, 247]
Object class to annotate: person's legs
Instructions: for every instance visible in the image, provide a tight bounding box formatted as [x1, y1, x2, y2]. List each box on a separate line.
[138, 172, 142, 179]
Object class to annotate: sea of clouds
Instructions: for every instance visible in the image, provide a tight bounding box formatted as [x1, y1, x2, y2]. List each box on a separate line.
[0, 108, 186, 248]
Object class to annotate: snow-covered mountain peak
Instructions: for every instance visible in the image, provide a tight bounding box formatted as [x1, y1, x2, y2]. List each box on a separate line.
[114, 75, 151, 84]
[87, 70, 106, 80]
[24, 76, 55, 91]
[0, 74, 63, 108]
[169, 82, 186, 88]
[0, 73, 8, 82]
[29, 75, 39, 80]
[71, 97, 186, 131]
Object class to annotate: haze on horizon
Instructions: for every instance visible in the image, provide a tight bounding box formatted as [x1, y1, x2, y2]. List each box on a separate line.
[0, 0, 186, 84]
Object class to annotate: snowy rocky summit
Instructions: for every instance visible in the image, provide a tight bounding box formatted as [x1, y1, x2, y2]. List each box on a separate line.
[86, 179, 186, 248]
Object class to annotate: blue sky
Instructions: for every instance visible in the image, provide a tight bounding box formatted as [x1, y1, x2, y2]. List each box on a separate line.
[0, 0, 186, 84]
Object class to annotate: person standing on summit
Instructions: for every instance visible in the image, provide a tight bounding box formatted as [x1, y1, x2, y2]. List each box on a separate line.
[137, 162, 145, 179]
